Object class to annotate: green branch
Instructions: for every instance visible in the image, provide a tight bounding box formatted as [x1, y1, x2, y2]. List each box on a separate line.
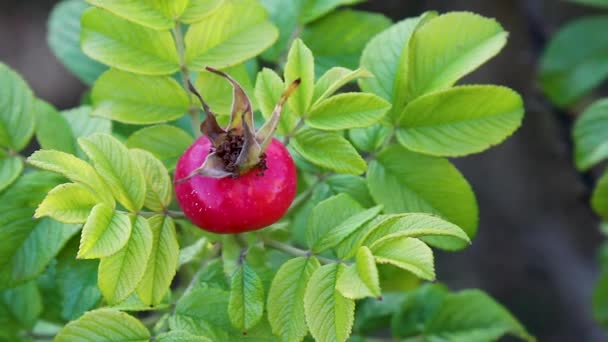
[172, 22, 201, 137]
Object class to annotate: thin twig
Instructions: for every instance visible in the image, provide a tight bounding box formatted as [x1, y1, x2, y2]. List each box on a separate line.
[263, 239, 341, 265]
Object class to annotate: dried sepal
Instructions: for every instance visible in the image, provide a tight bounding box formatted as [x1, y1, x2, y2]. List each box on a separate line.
[257, 79, 301, 151]
[205, 67, 254, 136]
[175, 152, 233, 183]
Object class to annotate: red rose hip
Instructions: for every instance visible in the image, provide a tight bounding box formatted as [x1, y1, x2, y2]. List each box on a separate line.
[175, 137, 296, 233]
[174, 67, 300, 234]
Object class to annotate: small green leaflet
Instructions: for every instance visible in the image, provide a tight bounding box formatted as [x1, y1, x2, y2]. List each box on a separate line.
[306, 93, 390, 131]
[336, 246, 381, 299]
[228, 263, 265, 331]
[98, 216, 153, 304]
[0, 156, 23, 193]
[130, 149, 172, 212]
[312, 67, 372, 106]
[79, 133, 147, 212]
[292, 128, 366, 174]
[285, 39, 315, 117]
[370, 236, 435, 281]
[255, 67, 296, 135]
[268, 257, 320, 342]
[180, 0, 224, 24]
[35, 183, 99, 224]
[0, 63, 35, 151]
[35, 100, 76, 154]
[304, 263, 355, 342]
[78, 203, 132, 259]
[592, 170, 608, 221]
[86, 0, 176, 30]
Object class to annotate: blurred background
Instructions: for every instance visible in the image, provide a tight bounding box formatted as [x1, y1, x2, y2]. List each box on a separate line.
[1, 0, 606, 340]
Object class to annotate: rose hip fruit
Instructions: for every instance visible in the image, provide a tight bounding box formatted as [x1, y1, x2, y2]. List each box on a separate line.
[175, 137, 296, 234]
[174, 67, 300, 234]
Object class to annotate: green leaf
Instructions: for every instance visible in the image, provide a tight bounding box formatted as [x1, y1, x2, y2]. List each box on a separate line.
[268, 257, 320, 342]
[285, 39, 315, 117]
[304, 263, 355, 342]
[0, 156, 22, 193]
[255, 68, 296, 135]
[1, 281, 42, 329]
[371, 236, 435, 280]
[86, 0, 175, 30]
[359, 12, 436, 122]
[55, 308, 150, 342]
[35, 100, 76, 154]
[48, 0, 107, 85]
[126, 124, 193, 170]
[307, 93, 390, 131]
[390, 283, 447, 337]
[92, 69, 189, 124]
[195, 63, 256, 116]
[0, 219, 80, 288]
[130, 149, 172, 211]
[336, 246, 381, 299]
[396, 85, 524, 157]
[0, 63, 35, 151]
[136, 215, 179, 306]
[423, 289, 533, 341]
[365, 213, 471, 252]
[573, 98, 608, 170]
[307, 194, 362, 248]
[367, 145, 478, 238]
[349, 124, 390, 153]
[292, 128, 366, 174]
[325, 174, 374, 207]
[27, 150, 115, 206]
[312, 67, 372, 106]
[56, 240, 101, 321]
[540, 16, 608, 107]
[592, 170, 608, 221]
[63, 107, 112, 160]
[229, 263, 265, 331]
[78, 203, 132, 259]
[98, 215, 153, 304]
[179, 237, 209, 267]
[157, 331, 213, 342]
[299, 0, 365, 23]
[0, 172, 63, 273]
[312, 205, 382, 253]
[185, 0, 278, 71]
[180, 0, 224, 24]
[35, 183, 99, 224]
[175, 284, 231, 329]
[408, 12, 507, 100]
[79, 133, 147, 212]
[81, 8, 180, 75]
[302, 9, 391, 75]
[569, 0, 608, 8]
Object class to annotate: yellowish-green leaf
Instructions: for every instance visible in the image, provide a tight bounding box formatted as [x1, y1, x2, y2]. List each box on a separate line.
[130, 149, 172, 212]
[35, 183, 99, 224]
[407, 12, 507, 100]
[285, 39, 315, 116]
[396, 85, 524, 157]
[185, 0, 278, 70]
[304, 263, 355, 342]
[78, 203, 132, 259]
[312, 67, 372, 106]
[292, 128, 366, 174]
[371, 236, 435, 281]
[27, 150, 114, 206]
[92, 69, 190, 124]
[364, 213, 471, 252]
[180, 0, 224, 24]
[136, 215, 179, 306]
[86, 0, 174, 30]
[54, 308, 150, 342]
[79, 133, 147, 212]
[573, 98, 608, 171]
[336, 246, 381, 299]
[98, 215, 153, 304]
[81, 8, 180, 75]
[255, 67, 296, 135]
[268, 257, 320, 342]
[307, 93, 390, 131]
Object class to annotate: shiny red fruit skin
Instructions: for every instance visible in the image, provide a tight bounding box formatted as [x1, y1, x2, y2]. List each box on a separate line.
[174, 136, 297, 234]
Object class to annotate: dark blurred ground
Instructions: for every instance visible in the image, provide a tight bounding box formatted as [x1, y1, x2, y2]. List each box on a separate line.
[1, 1, 606, 341]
